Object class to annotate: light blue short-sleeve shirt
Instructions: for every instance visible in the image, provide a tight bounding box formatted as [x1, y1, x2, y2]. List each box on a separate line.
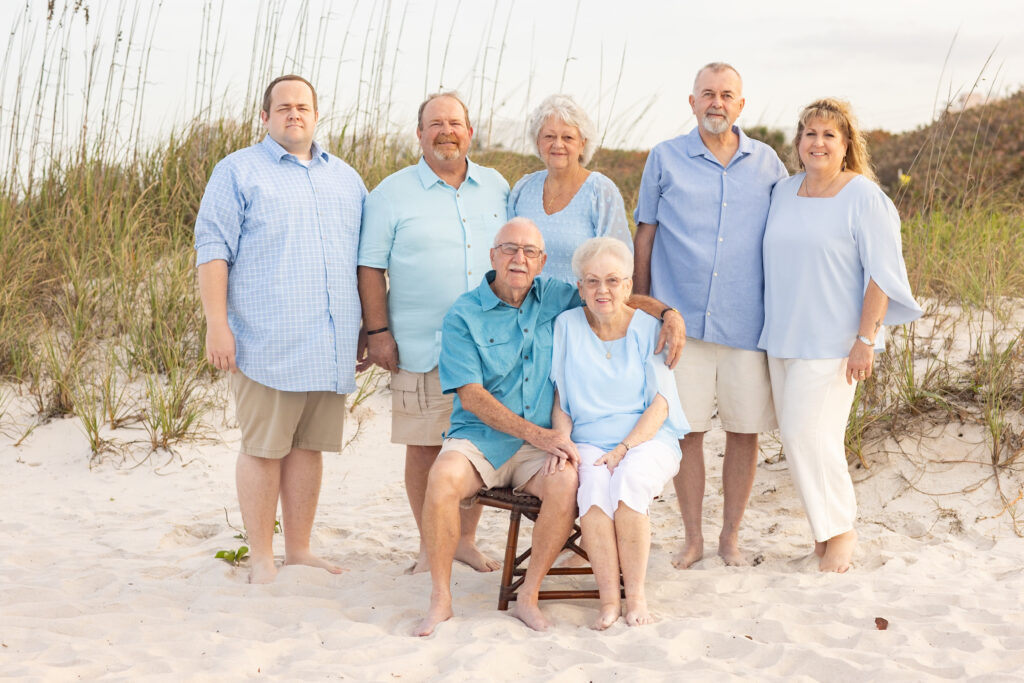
[358, 157, 509, 372]
[634, 126, 788, 351]
[759, 174, 922, 359]
[194, 135, 366, 394]
[508, 170, 633, 284]
[440, 272, 581, 469]
[550, 308, 689, 455]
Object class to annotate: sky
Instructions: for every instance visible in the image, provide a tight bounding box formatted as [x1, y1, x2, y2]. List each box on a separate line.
[1, 0, 1022, 156]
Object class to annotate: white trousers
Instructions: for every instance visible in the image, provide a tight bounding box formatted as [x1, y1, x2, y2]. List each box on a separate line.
[576, 441, 680, 520]
[768, 357, 858, 542]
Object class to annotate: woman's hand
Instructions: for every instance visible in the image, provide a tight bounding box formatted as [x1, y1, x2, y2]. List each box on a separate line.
[595, 443, 627, 473]
[846, 339, 875, 385]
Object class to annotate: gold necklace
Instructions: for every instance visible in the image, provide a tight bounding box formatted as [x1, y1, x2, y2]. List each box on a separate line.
[543, 168, 584, 212]
[800, 171, 844, 198]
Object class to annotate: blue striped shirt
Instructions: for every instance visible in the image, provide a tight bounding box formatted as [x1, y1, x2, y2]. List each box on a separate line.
[194, 135, 366, 393]
[634, 127, 788, 350]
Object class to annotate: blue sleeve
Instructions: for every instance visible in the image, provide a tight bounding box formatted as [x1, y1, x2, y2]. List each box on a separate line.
[638, 316, 690, 439]
[592, 173, 634, 250]
[633, 146, 662, 225]
[194, 161, 243, 266]
[854, 189, 923, 326]
[439, 307, 483, 394]
[357, 185, 395, 269]
[507, 175, 524, 219]
[549, 312, 571, 415]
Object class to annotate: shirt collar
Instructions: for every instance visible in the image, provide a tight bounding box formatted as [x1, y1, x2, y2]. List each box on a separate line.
[685, 125, 752, 162]
[261, 134, 329, 163]
[478, 270, 542, 311]
[416, 155, 482, 189]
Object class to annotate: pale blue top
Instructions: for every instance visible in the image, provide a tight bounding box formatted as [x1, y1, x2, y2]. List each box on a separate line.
[759, 174, 923, 359]
[508, 170, 632, 284]
[194, 135, 366, 394]
[440, 273, 581, 468]
[634, 126, 788, 350]
[550, 308, 689, 456]
[358, 157, 509, 373]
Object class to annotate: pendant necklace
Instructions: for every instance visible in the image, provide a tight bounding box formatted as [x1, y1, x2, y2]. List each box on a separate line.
[602, 339, 613, 360]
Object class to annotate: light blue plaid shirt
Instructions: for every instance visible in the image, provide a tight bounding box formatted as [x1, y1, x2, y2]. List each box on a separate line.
[194, 135, 367, 394]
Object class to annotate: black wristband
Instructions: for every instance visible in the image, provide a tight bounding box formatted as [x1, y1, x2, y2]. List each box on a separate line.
[659, 307, 677, 321]
[365, 326, 389, 336]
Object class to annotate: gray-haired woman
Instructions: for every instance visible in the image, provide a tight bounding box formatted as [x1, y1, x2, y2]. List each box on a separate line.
[508, 94, 632, 283]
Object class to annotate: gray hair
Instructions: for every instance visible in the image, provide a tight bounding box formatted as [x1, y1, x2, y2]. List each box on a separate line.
[417, 91, 471, 131]
[692, 62, 743, 93]
[527, 94, 598, 166]
[571, 237, 634, 280]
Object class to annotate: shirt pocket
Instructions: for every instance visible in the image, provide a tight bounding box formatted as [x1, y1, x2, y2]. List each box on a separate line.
[473, 329, 518, 381]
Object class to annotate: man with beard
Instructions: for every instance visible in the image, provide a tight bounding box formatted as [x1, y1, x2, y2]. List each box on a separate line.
[358, 92, 508, 574]
[632, 62, 788, 570]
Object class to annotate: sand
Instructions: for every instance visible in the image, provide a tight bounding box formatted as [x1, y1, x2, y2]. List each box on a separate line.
[2, 374, 1023, 681]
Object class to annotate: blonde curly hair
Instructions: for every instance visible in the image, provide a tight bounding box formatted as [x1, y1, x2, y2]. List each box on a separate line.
[792, 98, 876, 183]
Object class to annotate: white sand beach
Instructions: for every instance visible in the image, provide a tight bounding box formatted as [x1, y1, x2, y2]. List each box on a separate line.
[3, 352, 1024, 681]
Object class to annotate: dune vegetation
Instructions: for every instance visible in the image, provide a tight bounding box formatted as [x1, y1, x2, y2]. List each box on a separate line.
[1, 2, 1022, 528]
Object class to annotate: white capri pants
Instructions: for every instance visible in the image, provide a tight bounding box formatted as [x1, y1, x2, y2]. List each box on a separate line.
[768, 357, 858, 542]
[577, 441, 680, 519]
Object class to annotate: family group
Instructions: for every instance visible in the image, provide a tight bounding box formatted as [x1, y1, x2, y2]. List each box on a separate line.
[193, 61, 922, 636]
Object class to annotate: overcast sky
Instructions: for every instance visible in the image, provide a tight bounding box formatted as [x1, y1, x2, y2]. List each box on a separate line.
[2, 0, 1022, 154]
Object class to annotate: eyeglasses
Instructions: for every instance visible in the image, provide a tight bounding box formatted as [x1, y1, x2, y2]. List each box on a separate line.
[495, 243, 544, 259]
[581, 276, 628, 290]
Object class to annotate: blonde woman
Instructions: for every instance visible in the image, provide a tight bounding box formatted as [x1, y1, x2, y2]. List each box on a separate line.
[759, 99, 922, 572]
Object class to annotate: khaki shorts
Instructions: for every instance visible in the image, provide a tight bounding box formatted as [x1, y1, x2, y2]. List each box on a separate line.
[673, 337, 776, 434]
[230, 372, 346, 459]
[439, 438, 549, 496]
[390, 368, 453, 446]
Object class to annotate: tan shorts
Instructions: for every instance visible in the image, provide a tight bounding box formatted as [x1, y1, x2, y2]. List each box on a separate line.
[673, 337, 776, 433]
[439, 438, 549, 495]
[390, 368, 453, 446]
[230, 372, 346, 459]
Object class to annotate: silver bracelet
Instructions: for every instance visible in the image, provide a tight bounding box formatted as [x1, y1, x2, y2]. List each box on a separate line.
[856, 334, 874, 346]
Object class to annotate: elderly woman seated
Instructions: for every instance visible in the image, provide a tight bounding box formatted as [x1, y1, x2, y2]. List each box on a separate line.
[549, 237, 689, 629]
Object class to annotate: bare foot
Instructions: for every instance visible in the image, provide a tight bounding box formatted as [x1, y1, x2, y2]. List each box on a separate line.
[819, 530, 857, 573]
[454, 538, 500, 572]
[592, 604, 620, 631]
[717, 535, 749, 566]
[284, 549, 344, 574]
[414, 598, 453, 637]
[624, 596, 654, 626]
[408, 547, 429, 575]
[248, 555, 277, 584]
[511, 600, 551, 632]
[814, 541, 827, 558]
[671, 537, 704, 569]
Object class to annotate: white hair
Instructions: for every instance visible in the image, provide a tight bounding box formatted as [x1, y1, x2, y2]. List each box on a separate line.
[494, 217, 545, 250]
[527, 94, 598, 166]
[571, 237, 634, 280]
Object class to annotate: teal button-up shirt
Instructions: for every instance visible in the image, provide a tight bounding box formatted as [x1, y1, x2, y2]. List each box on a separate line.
[440, 271, 580, 468]
[358, 157, 509, 372]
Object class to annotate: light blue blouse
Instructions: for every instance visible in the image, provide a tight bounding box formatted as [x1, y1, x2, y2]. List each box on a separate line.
[508, 170, 633, 284]
[759, 174, 923, 359]
[550, 308, 689, 456]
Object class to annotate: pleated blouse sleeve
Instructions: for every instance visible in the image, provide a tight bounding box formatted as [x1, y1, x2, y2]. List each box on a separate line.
[590, 172, 634, 251]
[854, 185, 923, 326]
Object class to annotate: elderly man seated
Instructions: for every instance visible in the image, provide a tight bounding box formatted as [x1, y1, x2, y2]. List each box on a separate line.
[414, 218, 685, 636]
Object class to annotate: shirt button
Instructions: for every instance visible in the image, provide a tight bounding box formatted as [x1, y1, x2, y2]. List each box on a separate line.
[524, 377, 529, 382]
[525, 405, 530, 410]
[489, 338, 494, 342]
[719, 237, 724, 242]
[524, 355, 529, 360]
[467, 244, 471, 248]
[722, 202, 727, 207]
[707, 312, 711, 316]
[524, 328, 529, 333]
[462, 218, 466, 222]
[713, 272, 718, 277]
[723, 171, 727, 176]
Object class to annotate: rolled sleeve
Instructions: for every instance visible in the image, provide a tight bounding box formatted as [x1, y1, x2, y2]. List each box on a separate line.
[194, 163, 243, 266]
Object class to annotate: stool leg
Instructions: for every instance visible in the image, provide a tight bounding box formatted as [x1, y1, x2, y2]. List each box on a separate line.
[498, 509, 521, 611]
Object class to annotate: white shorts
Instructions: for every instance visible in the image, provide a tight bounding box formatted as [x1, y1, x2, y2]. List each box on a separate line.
[768, 357, 858, 542]
[576, 441, 680, 519]
[673, 337, 776, 433]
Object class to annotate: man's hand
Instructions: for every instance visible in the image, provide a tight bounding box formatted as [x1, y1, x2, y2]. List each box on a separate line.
[655, 309, 686, 369]
[205, 321, 237, 372]
[355, 326, 373, 373]
[528, 427, 580, 469]
[366, 330, 399, 373]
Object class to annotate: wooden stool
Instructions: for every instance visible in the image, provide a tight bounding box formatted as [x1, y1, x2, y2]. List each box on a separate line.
[476, 487, 610, 610]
